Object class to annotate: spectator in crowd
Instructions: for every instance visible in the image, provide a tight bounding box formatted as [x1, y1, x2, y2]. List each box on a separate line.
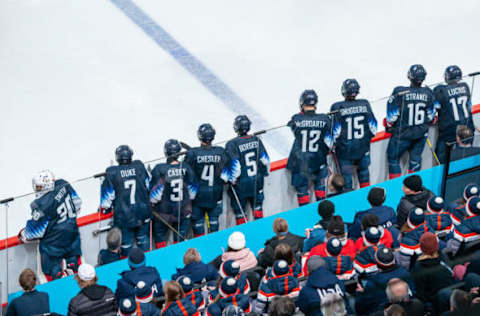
[449, 183, 479, 225]
[98, 227, 122, 266]
[161, 281, 198, 316]
[6, 269, 50, 316]
[411, 232, 455, 313]
[327, 173, 347, 197]
[443, 289, 472, 316]
[371, 279, 423, 316]
[350, 187, 397, 240]
[451, 125, 480, 161]
[354, 226, 382, 277]
[353, 214, 395, 249]
[397, 208, 431, 269]
[68, 264, 116, 316]
[320, 292, 347, 316]
[272, 243, 302, 278]
[297, 256, 353, 315]
[171, 248, 218, 283]
[323, 237, 355, 280]
[117, 297, 141, 316]
[177, 276, 206, 310]
[209, 260, 250, 303]
[303, 200, 338, 252]
[396, 175, 434, 227]
[383, 304, 407, 316]
[134, 281, 161, 316]
[255, 260, 300, 313]
[449, 197, 480, 256]
[268, 297, 296, 316]
[207, 277, 251, 315]
[257, 218, 304, 268]
[355, 247, 414, 315]
[304, 215, 356, 275]
[210, 231, 257, 271]
[425, 196, 453, 238]
[115, 247, 163, 300]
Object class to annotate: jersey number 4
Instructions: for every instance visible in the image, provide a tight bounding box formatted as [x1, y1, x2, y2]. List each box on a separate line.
[56, 195, 76, 224]
[300, 130, 321, 152]
[201, 165, 214, 186]
[450, 96, 469, 121]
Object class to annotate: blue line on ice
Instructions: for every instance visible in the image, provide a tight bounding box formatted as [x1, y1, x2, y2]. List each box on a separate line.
[110, 0, 290, 155]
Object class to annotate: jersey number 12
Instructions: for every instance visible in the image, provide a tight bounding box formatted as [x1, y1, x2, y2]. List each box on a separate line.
[300, 130, 321, 152]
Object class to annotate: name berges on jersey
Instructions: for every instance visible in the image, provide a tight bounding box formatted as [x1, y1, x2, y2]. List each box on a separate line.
[294, 120, 327, 128]
[447, 86, 468, 96]
[339, 105, 369, 116]
[120, 169, 136, 178]
[238, 141, 259, 153]
[405, 93, 428, 102]
[196, 155, 221, 163]
[167, 168, 186, 177]
[54, 186, 67, 202]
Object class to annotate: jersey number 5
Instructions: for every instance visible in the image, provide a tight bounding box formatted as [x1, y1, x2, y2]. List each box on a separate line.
[245, 152, 257, 177]
[300, 130, 321, 152]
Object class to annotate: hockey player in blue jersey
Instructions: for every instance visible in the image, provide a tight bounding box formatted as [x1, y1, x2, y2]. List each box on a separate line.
[330, 79, 377, 189]
[99, 145, 152, 256]
[150, 139, 198, 248]
[18, 170, 82, 281]
[434, 65, 476, 163]
[385, 64, 436, 179]
[287, 89, 339, 205]
[185, 123, 230, 236]
[224, 115, 270, 224]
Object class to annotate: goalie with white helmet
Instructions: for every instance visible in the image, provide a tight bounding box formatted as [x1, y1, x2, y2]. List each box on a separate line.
[18, 170, 82, 281]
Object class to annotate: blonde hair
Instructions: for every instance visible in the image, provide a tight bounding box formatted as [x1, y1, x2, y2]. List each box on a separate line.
[74, 275, 98, 289]
[183, 248, 201, 265]
[273, 218, 288, 235]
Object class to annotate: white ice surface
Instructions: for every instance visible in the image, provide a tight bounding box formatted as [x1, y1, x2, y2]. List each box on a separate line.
[1, 0, 479, 238]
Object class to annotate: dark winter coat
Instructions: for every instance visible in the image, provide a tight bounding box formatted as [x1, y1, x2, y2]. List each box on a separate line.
[396, 187, 434, 227]
[115, 266, 163, 300]
[6, 290, 50, 316]
[171, 261, 219, 284]
[257, 232, 304, 268]
[67, 284, 116, 316]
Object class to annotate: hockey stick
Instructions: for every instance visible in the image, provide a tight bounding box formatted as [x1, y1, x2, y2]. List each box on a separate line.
[230, 184, 249, 223]
[426, 137, 441, 165]
[151, 211, 186, 241]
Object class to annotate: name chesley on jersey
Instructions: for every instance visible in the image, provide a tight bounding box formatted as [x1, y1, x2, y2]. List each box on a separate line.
[196, 155, 222, 163]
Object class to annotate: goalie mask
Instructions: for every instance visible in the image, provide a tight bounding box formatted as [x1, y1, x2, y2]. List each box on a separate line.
[32, 170, 55, 197]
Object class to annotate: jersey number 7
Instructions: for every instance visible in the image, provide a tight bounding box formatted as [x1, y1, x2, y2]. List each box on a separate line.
[124, 179, 136, 204]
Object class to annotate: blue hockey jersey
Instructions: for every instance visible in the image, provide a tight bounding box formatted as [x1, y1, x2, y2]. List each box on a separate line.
[184, 146, 229, 208]
[100, 160, 151, 228]
[286, 111, 339, 174]
[330, 99, 377, 160]
[386, 86, 435, 139]
[24, 179, 82, 257]
[224, 135, 270, 195]
[149, 161, 198, 221]
[433, 82, 473, 142]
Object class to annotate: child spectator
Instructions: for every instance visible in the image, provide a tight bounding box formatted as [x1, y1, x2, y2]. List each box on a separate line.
[354, 226, 382, 276]
[396, 175, 434, 227]
[272, 243, 302, 278]
[115, 247, 163, 301]
[397, 208, 431, 269]
[303, 200, 338, 252]
[98, 227, 122, 266]
[210, 232, 257, 271]
[257, 218, 304, 268]
[354, 214, 395, 249]
[304, 216, 356, 275]
[171, 248, 218, 283]
[411, 232, 455, 313]
[323, 237, 355, 280]
[425, 196, 453, 238]
[177, 276, 206, 310]
[255, 260, 300, 313]
[350, 187, 397, 239]
[449, 183, 479, 225]
[6, 269, 50, 316]
[209, 260, 250, 303]
[161, 281, 198, 316]
[134, 281, 161, 316]
[449, 197, 480, 256]
[68, 264, 116, 316]
[355, 248, 415, 315]
[207, 277, 251, 315]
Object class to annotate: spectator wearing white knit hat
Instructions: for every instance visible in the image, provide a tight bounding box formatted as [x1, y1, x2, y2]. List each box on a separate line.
[210, 231, 257, 272]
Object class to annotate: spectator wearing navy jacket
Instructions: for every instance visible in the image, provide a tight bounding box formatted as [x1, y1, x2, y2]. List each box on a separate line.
[354, 214, 396, 249]
[97, 227, 122, 266]
[449, 183, 479, 225]
[134, 281, 161, 316]
[209, 260, 250, 303]
[177, 276, 206, 310]
[207, 277, 251, 316]
[6, 269, 50, 316]
[171, 248, 218, 283]
[425, 196, 453, 238]
[449, 197, 480, 256]
[354, 226, 382, 277]
[323, 237, 355, 280]
[161, 281, 199, 316]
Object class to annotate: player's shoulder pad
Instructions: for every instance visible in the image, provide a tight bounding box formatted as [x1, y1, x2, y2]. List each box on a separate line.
[54, 178, 69, 187]
[330, 101, 345, 111]
[392, 86, 408, 95]
[132, 160, 146, 168]
[433, 84, 446, 93]
[105, 165, 117, 174]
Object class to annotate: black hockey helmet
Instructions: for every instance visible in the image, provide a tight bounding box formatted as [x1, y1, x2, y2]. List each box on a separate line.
[408, 64, 427, 85]
[197, 123, 216, 143]
[115, 145, 133, 165]
[164, 139, 182, 157]
[233, 115, 251, 136]
[299, 89, 318, 110]
[444, 65, 462, 84]
[341, 79, 360, 98]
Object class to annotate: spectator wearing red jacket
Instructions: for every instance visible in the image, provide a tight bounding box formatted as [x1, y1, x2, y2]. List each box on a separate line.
[354, 214, 395, 250]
